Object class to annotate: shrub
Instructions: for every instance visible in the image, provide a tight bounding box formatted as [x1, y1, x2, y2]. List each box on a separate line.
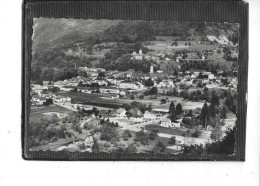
[134, 130, 149, 145]
[78, 143, 86, 150]
[139, 95, 144, 99]
[122, 130, 132, 141]
[168, 136, 176, 145]
[152, 141, 166, 153]
[149, 131, 157, 140]
[192, 129, 201, 137]
[72, 123, 82, 133]
[100, 126, 117, 142]
[160, 99, 167, 104]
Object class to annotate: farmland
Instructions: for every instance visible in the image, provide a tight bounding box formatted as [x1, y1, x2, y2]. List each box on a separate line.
[30, 105, 73, 121]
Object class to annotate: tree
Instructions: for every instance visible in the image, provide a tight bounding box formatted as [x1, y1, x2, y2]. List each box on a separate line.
[181, 144, 205, 155]
[152, 141, 166, 153]
[160, 99, 167, 104]
[187, 109, 193, 118]
[200, 102, 209, 128]
[149, 87, 158, 95]
[206, 127, 236, 154]
[175, 103, 183, 115]
[168, 136, 176, 145]
[149, 131, 157, 140]
[97, 72, 105, 79]
[172, 41, 178, 46]
[134, 130, 149, 145]
[180, 90, 190, 100]
[210, 91, 220, 106]
[225, 93, 235, 112]
[122, 130, 132, 141]
[169, 101, 175, 115]
[50, 114, 59, 125]
[92, 107, 99, 116]
[210, 124, 222, 141]
[100, 126, 117, 142]
[220, 106, 228, 119]
[144, 78, 154, 87]
[209, 104, 217, 118]
[139, 94, 144, 99]
[92, 138, 99, 153]
[192, 129, 201, 137]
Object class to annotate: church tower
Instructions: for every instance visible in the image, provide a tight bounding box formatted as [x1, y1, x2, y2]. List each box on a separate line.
[150, 65, 154, 74]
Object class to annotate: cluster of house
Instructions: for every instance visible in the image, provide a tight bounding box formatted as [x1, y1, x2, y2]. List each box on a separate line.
[99, 107, 182, 128]
[31, 64, 237, 106]
[31, 84, 72, 106]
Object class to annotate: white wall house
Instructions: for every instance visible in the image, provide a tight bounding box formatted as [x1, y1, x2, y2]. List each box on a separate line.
[119, 81, 141, 90]
[99, 87, 119, 94]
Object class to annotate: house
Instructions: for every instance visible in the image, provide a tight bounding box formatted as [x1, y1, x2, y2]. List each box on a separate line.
[208, 74, 215, 81]
[53, 96, 71, 104]
[119, 81, 142, 90]
[84, 135, 94, 147]
[165, 80, 174, 87]
[91, 72, 99, 78]
[126, 108, 143, 118]
[160, 118, 172, 127]
[32, 84, 48, 95]
[31, 95, 47, 106]
[130, 117, 143, 123]
[214, 76, 221, 83]
[216, 70, 224, 76]
[143, 111, 157, 120]
[171, 118, 183, 128]
[191, 74, 197, 79]
[230, 78, 238, 88]
[59, 86, 74, 92]
[119, 91, 126, 96]
[206, 125, 214, 131]
[95, 79, 108, 86]
[156, 81, 166, 88]
[116, 108, 127, 118]
[78, 87, 92, 94]
[206, 83, 218, 89]
[42, 81, 51, 86]
[131, 49, 143, 60]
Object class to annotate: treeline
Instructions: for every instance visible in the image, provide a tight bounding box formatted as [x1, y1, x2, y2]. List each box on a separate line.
[181, 127, 235, 155]
[31, 67, 89, 82]
[32, 48, 93, 69]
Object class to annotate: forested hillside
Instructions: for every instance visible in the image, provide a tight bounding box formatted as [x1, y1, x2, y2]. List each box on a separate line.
[31, 18, 239, 82]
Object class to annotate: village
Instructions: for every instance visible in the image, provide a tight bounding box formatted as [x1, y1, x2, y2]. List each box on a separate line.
[29, 32, 238, 154]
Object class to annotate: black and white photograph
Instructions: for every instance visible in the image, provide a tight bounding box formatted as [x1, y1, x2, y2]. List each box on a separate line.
[1, 0, 259, 186]
[27, 18, 239, 156]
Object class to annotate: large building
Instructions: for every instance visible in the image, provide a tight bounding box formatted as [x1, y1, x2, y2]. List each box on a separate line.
[119, 81, 144, 90]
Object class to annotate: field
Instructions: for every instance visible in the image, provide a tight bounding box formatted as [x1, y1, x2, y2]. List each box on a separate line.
[56, 91, 205, 112]
[30, 105, 73, 121]
[144, 39, 218, 55]
[145, 124, 185, 136]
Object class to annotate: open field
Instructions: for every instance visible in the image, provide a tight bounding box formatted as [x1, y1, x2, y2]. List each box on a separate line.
[145, 124, 185, 136]
[145, 40, 218, 55]
[30, 105, 73, 121]
[56, 91, 204, 112]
